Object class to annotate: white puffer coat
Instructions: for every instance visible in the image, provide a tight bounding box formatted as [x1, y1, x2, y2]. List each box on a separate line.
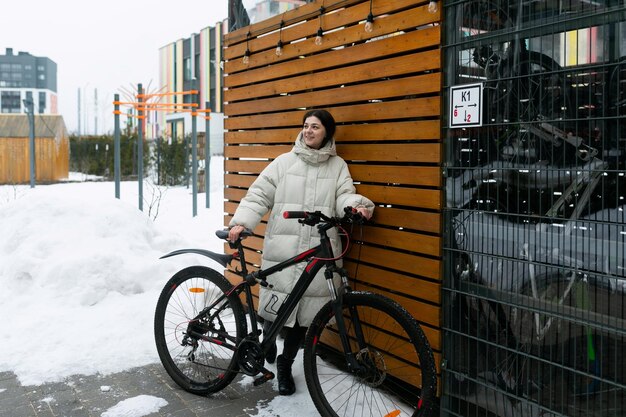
[229, 132, 374, 327]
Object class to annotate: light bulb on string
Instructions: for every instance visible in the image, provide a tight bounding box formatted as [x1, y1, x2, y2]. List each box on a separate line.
[315, 5, 325, 46]
[364, 0, 374, 33]
[364, 13, 374, 33]
[276, 19, 284, 57]
[428, 0, 438, 14]
[275, 40, 283, 57]
[315, 28, 323, 46]
[243, 31, 251, 65]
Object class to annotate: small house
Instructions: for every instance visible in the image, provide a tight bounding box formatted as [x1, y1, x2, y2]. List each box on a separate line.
[0, 114, 69, 184]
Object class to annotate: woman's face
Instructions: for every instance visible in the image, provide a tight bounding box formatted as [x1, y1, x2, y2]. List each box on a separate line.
[302, 116, 327, 149]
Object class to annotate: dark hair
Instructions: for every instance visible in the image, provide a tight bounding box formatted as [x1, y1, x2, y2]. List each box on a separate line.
[303, 109, 336, 146]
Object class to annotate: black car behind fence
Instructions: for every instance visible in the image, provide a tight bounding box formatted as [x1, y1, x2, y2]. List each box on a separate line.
[442, 0, 626, 415]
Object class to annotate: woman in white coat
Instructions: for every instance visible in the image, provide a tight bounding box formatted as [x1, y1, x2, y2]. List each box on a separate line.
[228, 109, 374, 395]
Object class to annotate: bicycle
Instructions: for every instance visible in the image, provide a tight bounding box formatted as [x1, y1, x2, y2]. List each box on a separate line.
[460, 0, 598, 166]
[154, 207, 437, 417]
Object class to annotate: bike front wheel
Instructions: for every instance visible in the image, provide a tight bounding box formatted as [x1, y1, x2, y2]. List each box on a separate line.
[154, 266, 247, 394]
[303, 292, 437, 417]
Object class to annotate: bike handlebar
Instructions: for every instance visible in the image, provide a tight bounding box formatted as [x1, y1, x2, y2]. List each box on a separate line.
[282, 206, 366, 226]
[282, 211, 309, 219]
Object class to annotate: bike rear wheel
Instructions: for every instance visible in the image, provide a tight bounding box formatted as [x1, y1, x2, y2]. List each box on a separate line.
[303, 292, 437, 417]
[154, 266, 247, 394]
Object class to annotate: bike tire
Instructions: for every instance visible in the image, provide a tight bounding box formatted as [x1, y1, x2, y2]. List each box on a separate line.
[513, 273, 579, 346]
[491, 50, 572, 122]
[154, 266, 247, 394]
[303, 292, 437, 417]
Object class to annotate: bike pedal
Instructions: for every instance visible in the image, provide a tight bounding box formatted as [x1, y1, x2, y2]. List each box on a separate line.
[253, 371, 275, 386]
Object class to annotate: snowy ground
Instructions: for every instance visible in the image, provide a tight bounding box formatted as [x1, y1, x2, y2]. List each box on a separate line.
[0, 157, 318, 417]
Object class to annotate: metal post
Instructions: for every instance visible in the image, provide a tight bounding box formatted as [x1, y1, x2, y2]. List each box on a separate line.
[156, 136, 161, 186]
[184, 135, 190, 189]
[205, 101, 211, 208]
[23, 99, 36, 188]
[77, 88, 81, 140]
[94, 88, 98, 136]
[114, 94, 121, 199]
[137, 83, 144, 211]
[191, 107, 198, 217]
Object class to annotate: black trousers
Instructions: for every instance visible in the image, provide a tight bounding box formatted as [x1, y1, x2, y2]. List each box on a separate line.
[263, 320, 307, 361]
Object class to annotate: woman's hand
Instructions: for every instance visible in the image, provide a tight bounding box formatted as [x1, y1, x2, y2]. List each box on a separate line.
[228, 225, 246, 242]
[355, 207, 372, 220]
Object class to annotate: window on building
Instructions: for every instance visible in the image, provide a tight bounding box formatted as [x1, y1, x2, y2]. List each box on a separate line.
[210, 49, 216, 72]
[38, 74, 45, 80]
[39, 91, 46, 113]
[37, 65, 45, 71]
[195, 53, 200, 80]
[1, 91, 21, 113]
[184, 57, 191, 81]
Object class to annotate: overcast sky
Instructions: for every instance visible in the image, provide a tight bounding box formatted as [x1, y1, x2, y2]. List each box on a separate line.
[1, 0, 256, 135]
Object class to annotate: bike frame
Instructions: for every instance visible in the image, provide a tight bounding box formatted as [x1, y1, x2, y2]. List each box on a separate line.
[181, 218, 363, 370]
[241, 238, 333, 357]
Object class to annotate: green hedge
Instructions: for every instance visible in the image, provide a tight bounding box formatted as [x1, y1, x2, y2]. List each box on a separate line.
[69, 134, 189, 185]
[152, 137, 188, 186]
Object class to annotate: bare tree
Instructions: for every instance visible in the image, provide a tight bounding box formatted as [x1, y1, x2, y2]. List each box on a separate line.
[144, 179, 167, 221]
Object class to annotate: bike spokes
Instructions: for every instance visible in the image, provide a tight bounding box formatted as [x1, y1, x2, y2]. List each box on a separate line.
[304, 293, 437, 417]
[155, 267, 247, 394]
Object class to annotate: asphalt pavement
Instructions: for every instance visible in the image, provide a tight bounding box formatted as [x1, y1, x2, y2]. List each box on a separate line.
[0, 363, 280, 417]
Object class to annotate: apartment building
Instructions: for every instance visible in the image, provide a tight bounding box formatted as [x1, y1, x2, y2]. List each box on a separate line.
[0, 48, 57, 114]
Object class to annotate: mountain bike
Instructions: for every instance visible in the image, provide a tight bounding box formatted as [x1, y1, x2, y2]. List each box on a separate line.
[154, 207, 437, 417]
[460, 0, 598, 166]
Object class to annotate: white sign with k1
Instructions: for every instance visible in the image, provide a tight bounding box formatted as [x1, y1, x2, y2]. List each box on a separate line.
[449, 83, 482, 128]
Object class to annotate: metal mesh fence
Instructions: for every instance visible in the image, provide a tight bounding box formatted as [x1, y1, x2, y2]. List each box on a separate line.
[442, 0, 626, 415]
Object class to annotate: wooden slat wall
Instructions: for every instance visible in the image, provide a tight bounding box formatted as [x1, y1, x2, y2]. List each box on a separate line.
[0, 137, 69, 184]
[223, 0, 442, 382]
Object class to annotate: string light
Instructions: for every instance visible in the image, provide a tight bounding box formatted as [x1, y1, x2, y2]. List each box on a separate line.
[364, 13, 374, 32]
[242, 31, 251, 65]
[315, 5, 325, 46]
[428, 0, 438, 14]
[364, 0, 374, 33]
[315, 28, 324, 46]
[276, 20, 284, 56]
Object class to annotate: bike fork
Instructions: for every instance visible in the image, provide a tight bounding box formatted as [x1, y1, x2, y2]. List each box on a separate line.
[326, 269, 367, 372]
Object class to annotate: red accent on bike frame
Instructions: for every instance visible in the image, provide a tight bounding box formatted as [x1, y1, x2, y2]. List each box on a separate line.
[207, 337, 223, 345]
[306, 258, 319, 273]
[233, 251, 239, 258]
[226, 281, 246, 296]
[418, 398, 423, 409]
[313, 335, 318, 345]
[311, 224, 350, 261]
[295, 248, 317, 262]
